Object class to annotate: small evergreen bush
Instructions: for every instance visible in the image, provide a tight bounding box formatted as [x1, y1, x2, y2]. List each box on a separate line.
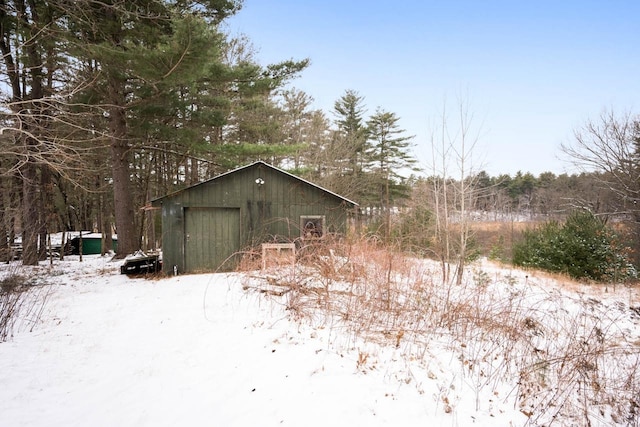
[512, 210, 636, 281]
[392, 204, 433, 255]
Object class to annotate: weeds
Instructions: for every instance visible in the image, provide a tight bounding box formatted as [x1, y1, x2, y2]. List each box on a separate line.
[240, 236, 640, 425]
[0, 270, 52, 342]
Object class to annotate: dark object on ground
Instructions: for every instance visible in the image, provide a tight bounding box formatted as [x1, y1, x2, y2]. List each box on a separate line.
[120, 253, 161, 275]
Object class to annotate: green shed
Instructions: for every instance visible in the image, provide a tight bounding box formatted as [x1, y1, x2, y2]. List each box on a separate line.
[68, 233, 118, 255]
[151, 161, 358, 274]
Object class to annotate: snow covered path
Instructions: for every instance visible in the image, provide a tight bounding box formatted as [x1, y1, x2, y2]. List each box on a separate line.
[0, 259, 444, 427]
[4, 254, 636, 426]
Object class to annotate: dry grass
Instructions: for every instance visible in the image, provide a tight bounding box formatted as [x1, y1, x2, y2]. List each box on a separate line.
[0, 271, 52, 342]
[468, 220, 540, 260]
[240, 236, 640, 425]
[470, 220, 541, 233]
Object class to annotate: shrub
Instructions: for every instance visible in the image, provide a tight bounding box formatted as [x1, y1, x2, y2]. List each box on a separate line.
[0, 273, 25, 294]
[391, 204, 433, 255]
[1, 274, 27, 341]
[512, 210, 636, 281]
[0, 273, 52, 342]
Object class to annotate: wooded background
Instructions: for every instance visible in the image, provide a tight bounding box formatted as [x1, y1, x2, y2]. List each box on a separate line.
[1, 1, 639, 271]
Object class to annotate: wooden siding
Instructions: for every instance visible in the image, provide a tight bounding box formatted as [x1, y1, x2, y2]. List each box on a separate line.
[153, 162, 356, 273]
[185, 207, 240, 272]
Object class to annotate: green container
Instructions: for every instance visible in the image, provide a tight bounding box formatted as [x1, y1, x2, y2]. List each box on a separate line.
[70, 233, 118, 255]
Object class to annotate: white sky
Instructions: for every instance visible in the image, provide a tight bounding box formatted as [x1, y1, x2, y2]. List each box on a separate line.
[226, 1, 640, 177]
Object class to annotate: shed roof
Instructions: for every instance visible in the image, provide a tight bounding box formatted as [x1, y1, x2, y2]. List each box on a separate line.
[151, 161, 359, 206]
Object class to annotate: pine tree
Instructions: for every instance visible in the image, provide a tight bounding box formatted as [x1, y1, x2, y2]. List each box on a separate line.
[329, 90, 369, 202]
[66, 1, 238, 257]
[66, 1, 307, 256]
[366, 108, 417, 239]
[0, 0, 69, 264]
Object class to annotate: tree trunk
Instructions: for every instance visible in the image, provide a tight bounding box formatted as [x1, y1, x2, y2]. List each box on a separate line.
[109, 97, 137, 258]
[21, 156, 39, 265]
[38, 165, 53, 260]
[0, 171, 10, 262]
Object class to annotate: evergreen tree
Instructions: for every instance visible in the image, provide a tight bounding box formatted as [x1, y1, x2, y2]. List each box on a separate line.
[66, 1, 306, 256]
[0, 0, 70, 264]
[63, 1, 241, 257]
[365, 108, 417, 238]
[297, 109, 332, 183]
[513, 210, 636, 281]
[329, 89, 369, 202]
[278, 88, 315, 169]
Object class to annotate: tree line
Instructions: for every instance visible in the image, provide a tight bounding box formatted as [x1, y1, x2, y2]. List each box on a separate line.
[2, 1, 639, 274]
[466, 169, 623, 220]
[0, 0, 422, 264]
[396, 109, 640, 278]
[0, 0, 307, 263]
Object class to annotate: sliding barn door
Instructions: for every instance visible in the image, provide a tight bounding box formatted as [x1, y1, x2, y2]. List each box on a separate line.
[184, 207, 240, 272]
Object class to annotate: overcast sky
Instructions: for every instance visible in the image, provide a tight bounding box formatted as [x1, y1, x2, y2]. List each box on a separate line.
[226, 1, 640, 177]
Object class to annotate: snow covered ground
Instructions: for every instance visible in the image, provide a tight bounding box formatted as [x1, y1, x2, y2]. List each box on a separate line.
[1, 253, 639, 426]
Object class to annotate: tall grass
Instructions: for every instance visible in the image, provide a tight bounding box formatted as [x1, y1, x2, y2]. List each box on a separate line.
[242, 236, 640, 425]
[0, 267, 52, 342]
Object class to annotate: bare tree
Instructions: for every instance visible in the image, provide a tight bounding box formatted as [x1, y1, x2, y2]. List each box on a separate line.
[561, 109, 640, 264]
[561, 109, 640, 217]
[427, 98, 483, 285]
[0, 0, 94, 264]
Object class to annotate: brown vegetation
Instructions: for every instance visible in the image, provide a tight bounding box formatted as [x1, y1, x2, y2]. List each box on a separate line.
[241, 235, 640, 424]
[468, 220, 540, 258]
